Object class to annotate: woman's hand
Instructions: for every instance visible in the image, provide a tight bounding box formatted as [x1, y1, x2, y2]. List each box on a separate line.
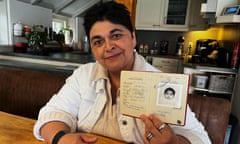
[139, 114, 178, 144]
[40, 121, 98, 144]
[58, 132, 98, 144]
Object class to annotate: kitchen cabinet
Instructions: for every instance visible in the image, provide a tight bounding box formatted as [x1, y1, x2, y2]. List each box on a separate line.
[152, 57, 183, 73]
[115, 0, 136, 26]
[135, 0, 206, 31]
[164, 0, 189, 25]
[184, 65, 238, 101]
[201, 0, 239, 17]
[188, 0, 208, 30]
[135, 0, 164, 30]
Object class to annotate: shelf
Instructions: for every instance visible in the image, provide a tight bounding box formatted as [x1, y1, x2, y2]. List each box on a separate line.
[216, 15, 240, 23]
[193, 87, 233, 94]
[184, 65, 237, 101]
[196, 66, 238, 74]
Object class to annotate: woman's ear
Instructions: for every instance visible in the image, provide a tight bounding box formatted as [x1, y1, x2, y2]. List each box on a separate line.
[132, 31, 137, 48]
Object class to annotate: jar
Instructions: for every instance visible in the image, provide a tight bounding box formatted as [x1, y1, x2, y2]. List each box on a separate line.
[138, 43, 144, 54]
[13, 21, 23, 36]
[143, 44, 149, 54]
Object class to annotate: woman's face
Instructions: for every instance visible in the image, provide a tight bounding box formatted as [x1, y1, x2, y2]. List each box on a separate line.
[89, 20, 136, 72]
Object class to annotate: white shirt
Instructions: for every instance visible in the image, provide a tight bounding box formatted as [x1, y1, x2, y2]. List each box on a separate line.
[33, 52, 211, 144]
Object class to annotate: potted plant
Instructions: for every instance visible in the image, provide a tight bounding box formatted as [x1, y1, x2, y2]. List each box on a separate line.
[25, 25, 48, 55]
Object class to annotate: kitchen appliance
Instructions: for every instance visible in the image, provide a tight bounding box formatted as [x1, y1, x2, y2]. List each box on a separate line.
[176, 36, 184, 55]
[215, 48, 231, 67]
[231, 42, 240, 69]
[191, 39, 218, 63]
[196, 39, 218, 55]
[217, 5, 240, 23]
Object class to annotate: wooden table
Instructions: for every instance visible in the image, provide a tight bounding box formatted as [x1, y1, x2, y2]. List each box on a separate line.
[0, 111, 126, 144]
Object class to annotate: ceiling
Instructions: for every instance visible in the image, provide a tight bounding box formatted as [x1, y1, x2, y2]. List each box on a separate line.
[16, 0, 103, 17]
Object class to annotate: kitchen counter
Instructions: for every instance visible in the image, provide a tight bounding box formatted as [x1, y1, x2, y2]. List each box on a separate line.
[0, 51, 95, 63]
[0, 51, 96, 75]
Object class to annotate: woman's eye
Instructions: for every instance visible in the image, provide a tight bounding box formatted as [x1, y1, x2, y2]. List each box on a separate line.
[112, 33, 122, 39]
[92, 39, 103, 47]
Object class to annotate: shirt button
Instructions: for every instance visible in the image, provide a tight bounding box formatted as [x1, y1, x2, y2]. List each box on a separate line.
[99, 89, 104, 94]
[122, 120, 127, 125]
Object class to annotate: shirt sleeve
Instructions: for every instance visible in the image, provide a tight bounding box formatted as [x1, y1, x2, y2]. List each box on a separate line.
[33, 68, 84, 140]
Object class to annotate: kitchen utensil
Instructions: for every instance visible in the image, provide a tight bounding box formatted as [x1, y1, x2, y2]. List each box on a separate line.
[176, 36, 184, 55]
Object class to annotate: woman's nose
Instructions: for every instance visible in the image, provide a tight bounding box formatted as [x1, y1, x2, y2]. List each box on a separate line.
[105, 39, 114, 52]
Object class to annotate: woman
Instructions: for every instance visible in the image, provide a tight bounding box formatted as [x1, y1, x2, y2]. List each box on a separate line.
[34, 1, 211, 144]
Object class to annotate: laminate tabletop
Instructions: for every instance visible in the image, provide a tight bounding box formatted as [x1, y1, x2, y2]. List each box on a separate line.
[0, 111, 126, 144]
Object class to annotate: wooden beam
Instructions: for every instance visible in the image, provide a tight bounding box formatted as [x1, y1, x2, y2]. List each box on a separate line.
[72, 0, 100, 17]
[30, 0, 41, 5]
[54, 0, 75, 13]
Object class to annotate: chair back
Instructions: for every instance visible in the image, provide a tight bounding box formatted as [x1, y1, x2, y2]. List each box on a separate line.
[188, 94, 231, 144]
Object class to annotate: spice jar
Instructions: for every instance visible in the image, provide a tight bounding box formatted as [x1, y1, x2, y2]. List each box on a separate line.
[143, 43, 149, 54]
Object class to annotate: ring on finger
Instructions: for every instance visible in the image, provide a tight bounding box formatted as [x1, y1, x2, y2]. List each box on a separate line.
[146, 132, 154, 141]
[158, 123, 166, 131]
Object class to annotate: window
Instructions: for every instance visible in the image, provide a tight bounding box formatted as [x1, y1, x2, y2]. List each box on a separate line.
[52, 18, 66, 33]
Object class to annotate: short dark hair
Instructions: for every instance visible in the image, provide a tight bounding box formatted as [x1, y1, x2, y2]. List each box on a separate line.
[83, 1, 134, 39]
[164, 87, 175, 95]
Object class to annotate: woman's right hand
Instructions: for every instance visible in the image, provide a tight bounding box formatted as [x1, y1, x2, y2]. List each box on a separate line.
[58, 132, 98, 144]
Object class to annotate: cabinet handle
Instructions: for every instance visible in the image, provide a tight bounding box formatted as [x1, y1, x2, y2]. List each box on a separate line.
[162, 60, 170, 63]
[152, 24, 160, 27]
[163, 16, 167, 24]
[190, 24, 196, 27]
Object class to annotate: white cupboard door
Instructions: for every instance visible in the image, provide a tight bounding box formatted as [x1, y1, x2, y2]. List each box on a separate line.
[160, 0, 189, 30]
[135, 0, 164, 30]
[164, 0, 188, 25]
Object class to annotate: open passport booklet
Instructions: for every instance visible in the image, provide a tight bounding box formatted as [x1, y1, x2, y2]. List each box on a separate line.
[120, 71, 190, 126]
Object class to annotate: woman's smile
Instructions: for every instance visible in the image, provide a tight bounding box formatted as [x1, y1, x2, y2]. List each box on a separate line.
[104, 52, 123, 60]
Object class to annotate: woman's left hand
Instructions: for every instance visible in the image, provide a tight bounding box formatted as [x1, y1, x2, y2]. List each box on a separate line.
[139, 114, 178, 144]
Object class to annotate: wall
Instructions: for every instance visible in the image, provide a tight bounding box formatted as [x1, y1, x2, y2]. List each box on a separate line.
[136, 30, 184, 55]
[5, 0, 52, 45]
[8, 0, 52, 27]
[0, 0, 9, 45]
